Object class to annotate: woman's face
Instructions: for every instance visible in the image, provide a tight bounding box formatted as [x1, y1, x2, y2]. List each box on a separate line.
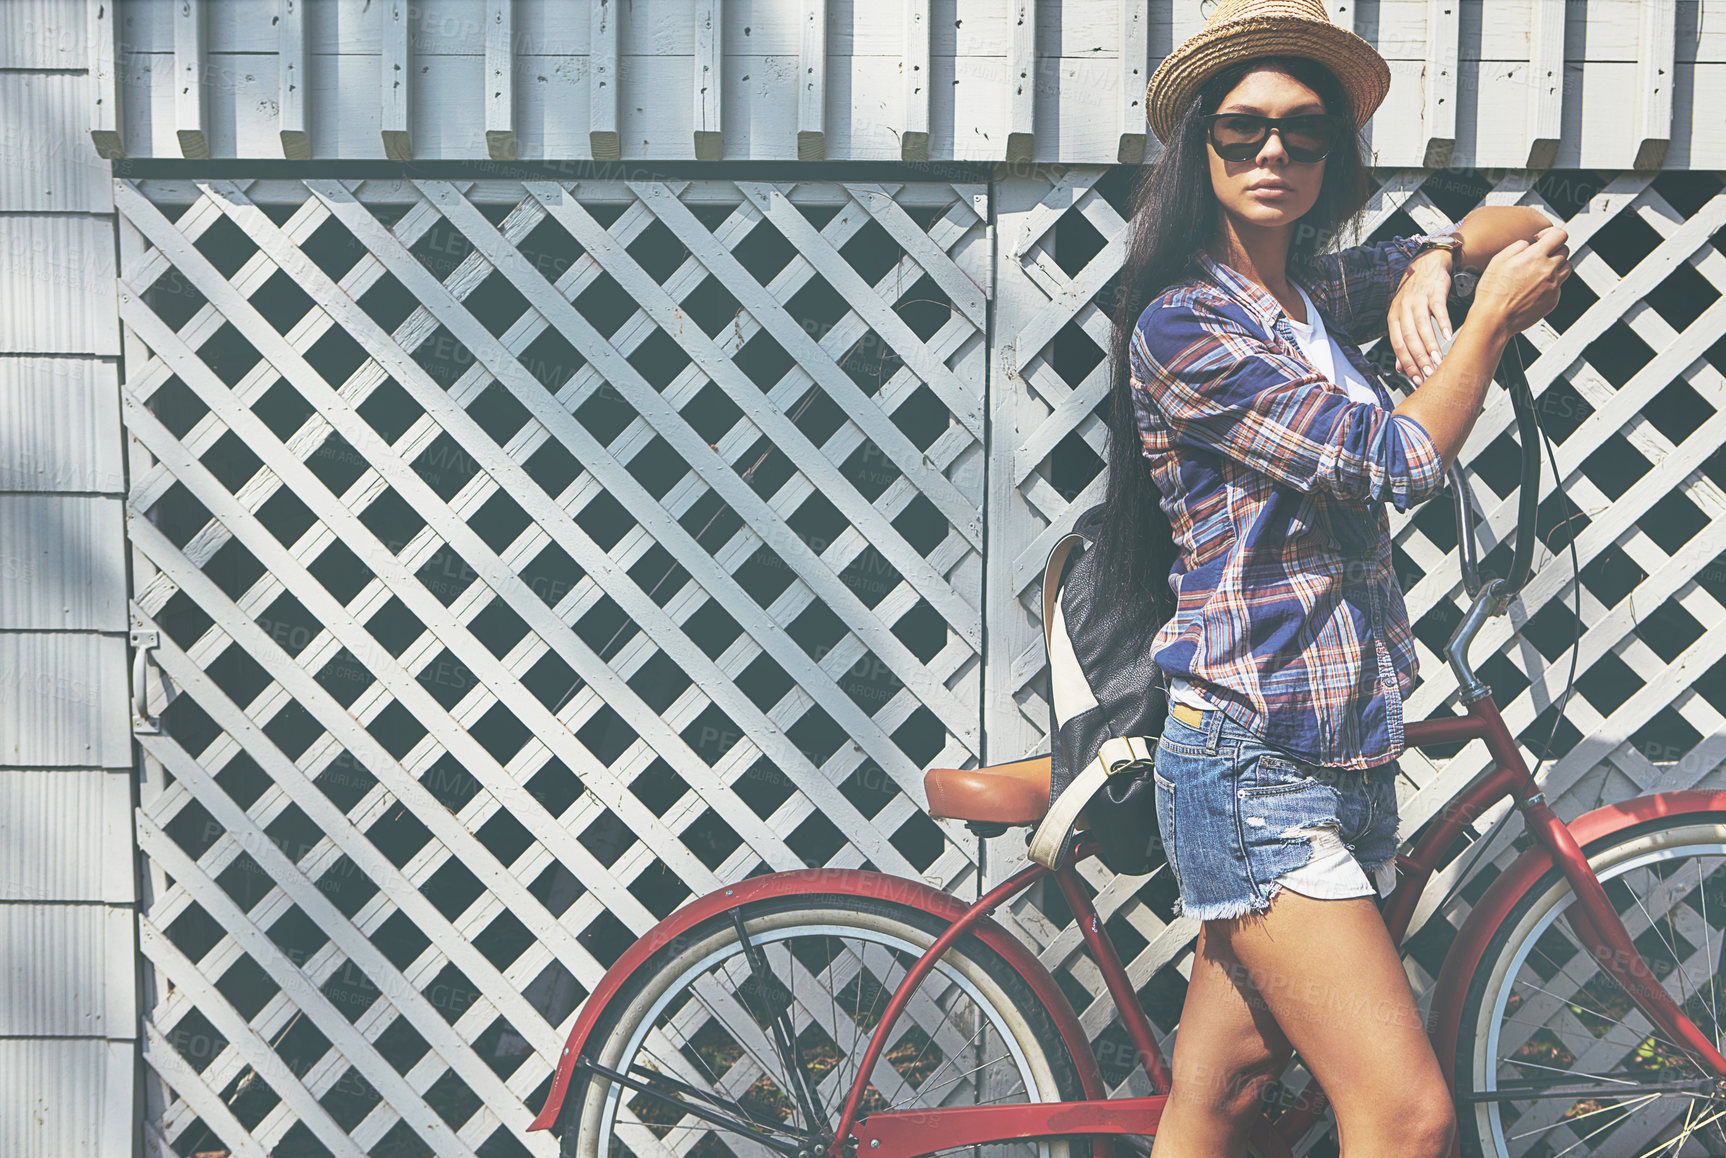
[1206, 68, 1328, 236]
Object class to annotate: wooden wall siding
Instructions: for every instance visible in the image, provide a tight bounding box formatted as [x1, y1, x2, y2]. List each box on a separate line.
[2, 3, 135, 1156]
[121, 175, 990, 1156]
[102, 0, 1724, 168]
[0, 0, 88, 68]
[989, 165, 1726, 1146]
[0, 215, 120, 354]
[0, 71, 115, 211]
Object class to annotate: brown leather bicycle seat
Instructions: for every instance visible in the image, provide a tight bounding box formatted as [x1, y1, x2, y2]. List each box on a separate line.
[925, 757, 1053, 825]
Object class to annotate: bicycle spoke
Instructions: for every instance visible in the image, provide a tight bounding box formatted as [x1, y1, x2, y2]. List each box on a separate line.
[623, 1030, 788, 1138]
[890, 1020, 995, 1103]
[1629, 884, 1720, 1049]
[1494, 1012, 1684, 1054]
[691, 970, 812, 1110]
[606, 1113, 691, 1158]
[624, 1060, 804, 1131]
[1508, 1091, 1661, 1141]
[1498, 1054, 1642, 1083]
[881, 999, 1014, 1109]
[583, 1057, 808, 1155]
[796, 939, 926, 1114]
[660, 969, 843, 1134]
[778, 939, 951, 1117]
[1509, 976, 1689, 1056]
[875, 988, 997, 1105]
[1637, 1103, 1726, 1158]
[1469, 1076, 1713, 1101]
[809, 938, 969, 1114]
[1701, 859, 1722, 1053]
[1544, 1093, 1664, 1157]
[635, 1000, 763, 1117]
[768, 943, 982, 1127]
[887, 1051, 1021, 1111]
[831, 940, 888, 1115]
[732, 910, 829, 1134]
[827, 930, 882, 1110]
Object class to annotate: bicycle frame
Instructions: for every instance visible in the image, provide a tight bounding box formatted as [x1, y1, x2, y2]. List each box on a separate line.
[839, 689, 1726, 1158]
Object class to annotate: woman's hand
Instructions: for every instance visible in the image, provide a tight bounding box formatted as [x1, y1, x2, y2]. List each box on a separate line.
[1389, 228, 1570, 471]
[1473, 226, 1571, 337]
[1388, 250, 1454, 384]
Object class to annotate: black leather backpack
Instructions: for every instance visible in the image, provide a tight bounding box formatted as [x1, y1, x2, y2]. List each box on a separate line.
[1027, 504, 1170, 875]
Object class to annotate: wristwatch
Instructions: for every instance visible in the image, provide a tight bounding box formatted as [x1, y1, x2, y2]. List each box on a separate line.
[1415, 230, 1466, 266]
[1404, 230, 1472, 296]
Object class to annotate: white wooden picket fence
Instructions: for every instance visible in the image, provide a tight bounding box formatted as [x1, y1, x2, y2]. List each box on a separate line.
[124, 165, 1726, 1156]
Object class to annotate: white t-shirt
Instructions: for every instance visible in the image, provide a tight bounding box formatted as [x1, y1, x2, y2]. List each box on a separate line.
[1284, 281, 1380, 406]
[1166, 282, 1379, 712]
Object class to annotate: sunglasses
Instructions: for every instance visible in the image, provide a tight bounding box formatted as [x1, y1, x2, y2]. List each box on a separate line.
[1201, 113, 1350, 163]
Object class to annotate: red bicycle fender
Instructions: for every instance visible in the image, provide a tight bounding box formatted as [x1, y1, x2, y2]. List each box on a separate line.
[528, 867, 1106, 1132]
[1428, 790, 1726, 1085]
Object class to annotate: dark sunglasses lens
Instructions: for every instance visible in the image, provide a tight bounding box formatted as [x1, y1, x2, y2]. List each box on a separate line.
[1282, 116, 1338, 160]
[1211, 115, 1268, 160]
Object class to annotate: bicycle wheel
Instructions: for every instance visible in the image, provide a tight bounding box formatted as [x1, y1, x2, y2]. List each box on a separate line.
[1455, 812, 1726, 1158]
[560, 892, 1094, 1158]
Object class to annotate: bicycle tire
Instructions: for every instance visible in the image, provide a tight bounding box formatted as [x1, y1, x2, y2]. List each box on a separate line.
[560, 892, 1094, 1158]
[1454, 812, 1726, 1158]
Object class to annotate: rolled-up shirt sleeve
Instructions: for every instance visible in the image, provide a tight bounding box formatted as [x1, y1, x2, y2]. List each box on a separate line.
[1299, 233, 1441, 344]
[1132, 298, 1445, 511]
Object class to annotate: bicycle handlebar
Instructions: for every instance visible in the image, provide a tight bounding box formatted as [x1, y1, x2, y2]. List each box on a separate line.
[1440, 282, 1542, 603]
[1448, 463, 1484, 597]
[1495, 346, 1543, 599]
[1436, 281, 1544, 699]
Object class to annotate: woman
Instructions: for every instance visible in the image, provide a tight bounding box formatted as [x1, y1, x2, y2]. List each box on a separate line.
[1102, 2, 1572, 1155]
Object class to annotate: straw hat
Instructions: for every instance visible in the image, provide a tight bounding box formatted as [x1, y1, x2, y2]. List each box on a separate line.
[1143, 0, 1391, 146]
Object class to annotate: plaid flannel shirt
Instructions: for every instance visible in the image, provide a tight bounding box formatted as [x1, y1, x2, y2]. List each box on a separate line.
[1131, 234, 1450, 769]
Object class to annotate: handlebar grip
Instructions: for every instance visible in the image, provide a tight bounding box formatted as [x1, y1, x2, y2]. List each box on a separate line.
[1495, 339, 1543, 599]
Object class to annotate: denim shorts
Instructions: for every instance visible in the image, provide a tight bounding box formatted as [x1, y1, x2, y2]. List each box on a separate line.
[1153, 706, 1401, 921]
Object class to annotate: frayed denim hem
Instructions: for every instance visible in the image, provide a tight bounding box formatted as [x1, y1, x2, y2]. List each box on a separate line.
[1170, 824, 1328, 921]
[1359, 854, 1397, 878]
[1169, 891, 1280, 922]
[1360, 854, 1401, 896]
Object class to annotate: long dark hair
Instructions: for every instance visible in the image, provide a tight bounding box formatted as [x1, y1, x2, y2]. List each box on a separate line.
[1094, 55, 1373, 613]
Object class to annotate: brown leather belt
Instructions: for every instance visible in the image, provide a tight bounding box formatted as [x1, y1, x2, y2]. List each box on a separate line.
[1168, 701, 1206, 728]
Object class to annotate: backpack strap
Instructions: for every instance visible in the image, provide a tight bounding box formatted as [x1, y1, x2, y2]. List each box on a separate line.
[1026, 527, 1158, 869]
[1027, 736, 1154, 867]
[1040, 530, 1087, 657]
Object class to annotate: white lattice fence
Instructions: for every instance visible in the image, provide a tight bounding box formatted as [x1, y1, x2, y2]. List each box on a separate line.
[122, 176, 990, 1157]
[122, 161, 1726, 1155]
[990, 165, 1726, 1119]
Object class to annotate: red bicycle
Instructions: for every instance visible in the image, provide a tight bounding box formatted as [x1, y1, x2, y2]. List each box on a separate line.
[529, 360, 1726, 1157]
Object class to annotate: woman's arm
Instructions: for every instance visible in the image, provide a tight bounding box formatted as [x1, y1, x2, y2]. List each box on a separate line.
[1134, 300, 1446, 510]
[1448, 205, 1563, 274]
[1389, 205, 1562, 382]
[1392, 228, 1572, 471]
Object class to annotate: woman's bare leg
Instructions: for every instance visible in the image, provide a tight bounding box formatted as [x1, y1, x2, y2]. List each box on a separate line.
[1150, 925, 1293, 1157]
[1209, 890, 1456, 1158]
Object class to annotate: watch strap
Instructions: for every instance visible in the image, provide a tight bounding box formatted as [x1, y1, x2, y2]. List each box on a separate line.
[1416, 231, 1465, 258]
